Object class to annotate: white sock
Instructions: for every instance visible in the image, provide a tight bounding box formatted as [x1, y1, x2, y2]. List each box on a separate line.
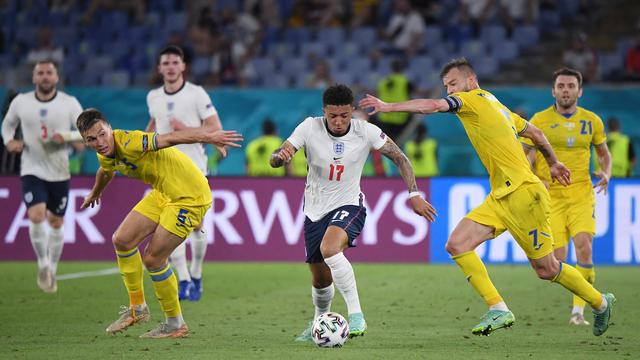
[324, 252, 362, 315]
[189, 229, 207, 279]
[594, 295, 608, 313]
[312, 284, 335, 318]
[166, 314, 185, 329]
[169, 242, 191, 282]
[489, 301, 510, 312]
[572, 305, 585, 315]
[29, 221, 49, 270]
[48, 225, 64, 274]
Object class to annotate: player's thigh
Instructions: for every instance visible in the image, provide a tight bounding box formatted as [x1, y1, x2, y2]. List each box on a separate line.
[158, 202, 210, 240]
[45, 179, 69, 217]
[132, 189, 166, 224]
[21, 175, 47, 222]
[449, 196, 503, 254]
[549, 193, 570, 250]
[502, 182, 554, 260]
[112, 209, 158, 250]
[143, 225, 185, 270]
[320, 205, 366, 256]
[567, 184, 596, 239]
[308, 262, 333, 288]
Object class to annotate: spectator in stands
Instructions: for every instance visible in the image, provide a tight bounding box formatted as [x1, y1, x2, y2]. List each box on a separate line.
[307, 60, 334, 89]
[375, 59, 413, 140]
[499, 0, 538, 37]
[625, 34, 640, 80]
[246, 119, 285, 177]
[350, 0, 379, 27]
[244, 0, 281, 28]
[459, 0, 497, 37]
[26, 27, 64, 67]
[607, 117, 636, 177]
[563, 33, 599, 83]
[382, 0, 426, 57]
[404, 123, 438, 177]
[81, 0, 145, 25]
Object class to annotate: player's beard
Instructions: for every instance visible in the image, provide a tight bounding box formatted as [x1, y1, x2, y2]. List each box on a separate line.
[557, 96, 577, 111]
[37, 82, 55, 95]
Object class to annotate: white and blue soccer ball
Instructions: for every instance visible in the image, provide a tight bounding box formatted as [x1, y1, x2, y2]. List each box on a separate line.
[312, 312, 350, 348]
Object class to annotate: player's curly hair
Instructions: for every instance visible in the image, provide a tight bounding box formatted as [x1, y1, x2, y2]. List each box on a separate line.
[76, 108, 110, 134]
[323, 84, 354, 107]
[440, 57, 475, 79]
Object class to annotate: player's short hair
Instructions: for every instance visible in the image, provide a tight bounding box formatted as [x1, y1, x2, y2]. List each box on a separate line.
[323, 84, 354, 107]
[76, 108, 110, 134]
[34, 60, 58, 70]
[552, 67, 583, 88]
[440, 57, 475, 78]
[158, 45, 185, 63]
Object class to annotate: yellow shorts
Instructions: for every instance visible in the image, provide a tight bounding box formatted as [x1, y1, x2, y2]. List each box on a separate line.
[548, 181, 596, 249]
[466, 182, 553, 260]
[133, 189, 211, 239]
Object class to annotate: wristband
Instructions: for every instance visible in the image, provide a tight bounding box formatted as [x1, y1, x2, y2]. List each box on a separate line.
[408, 191, 421, 198]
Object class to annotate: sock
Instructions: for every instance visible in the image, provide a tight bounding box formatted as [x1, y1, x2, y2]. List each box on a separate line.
[312, 284, 335, 318]
[489, 301, 510, 312]
[452, 251, 504, 307]
[48, 225, 64, 274]
[552, 262, 603, 310]
[189, 229, 207, 279]
[166, 314, 185, 329]
[324, 253, 362, 315]
[116, 248, 146, 307]
[29, 221, 49, 269]
[169, 242, 191, 282]
[149, 262, 182, 318]
[572, 263, 595, 314]
[594, 295, 608, 313]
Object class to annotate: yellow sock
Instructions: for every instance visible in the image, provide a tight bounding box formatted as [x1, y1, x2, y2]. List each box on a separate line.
[116, 248, 145, 307]
[149, 263, 181, 317]
[573, 263, 596, 309]
[452, 251, 503, 306]
[553, 262, 602, 309]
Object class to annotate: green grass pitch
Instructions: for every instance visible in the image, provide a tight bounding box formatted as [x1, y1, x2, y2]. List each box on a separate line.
[2, 262, 639, 359]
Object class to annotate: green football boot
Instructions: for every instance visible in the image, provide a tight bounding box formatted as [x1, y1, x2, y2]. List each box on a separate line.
[294, 320, 314, 342]
[592, 293, 616, 336]
[471, 309, 515, 336]
[348, 312, 367, 338]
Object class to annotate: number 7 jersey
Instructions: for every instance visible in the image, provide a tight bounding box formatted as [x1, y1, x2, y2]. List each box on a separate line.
[287, 117, 387, 221]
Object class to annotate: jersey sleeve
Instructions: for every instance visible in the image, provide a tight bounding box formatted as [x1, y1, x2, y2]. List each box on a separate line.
[510, 110, 529, 135]
[1, 95, 20, 145]
[119, 130, 159, 156]
[195, 86, 218, 120]
[446, 91, 478, 116]
[287, 117, 312, 150]
[591, 114, 606, 145]
[365, 121, 387, 150]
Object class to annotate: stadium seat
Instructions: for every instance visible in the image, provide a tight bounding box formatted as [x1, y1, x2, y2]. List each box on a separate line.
[350, 27, 376, 45]
[492, 40, 519, 62]
[513, 25, 539, 48]
[331, 71, 354, 86]
[408, 56, 435, 77]
[251, 58, 276, 76]
[300, 42, 328, 59]
[279, 57, 308, 77]
[284, 27, 311, 45]
[480, 25, 506, 50]
[460, 40, 487, 63]
[264, 73, 291, 88]
[317, 28, 345, 46]
[86, 56, 115, 73]
[164, 12, 187, 33]
[474, 55, 499, 79]
[599, 52, 624, 78]
[102, 71, 130, 88]
[344, 57, 372, 79]
[190, 56, 212, 78]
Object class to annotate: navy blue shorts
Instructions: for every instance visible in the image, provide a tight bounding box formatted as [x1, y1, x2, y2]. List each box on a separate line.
[304, 205, 367, 263]
[20, 175, 70, 216]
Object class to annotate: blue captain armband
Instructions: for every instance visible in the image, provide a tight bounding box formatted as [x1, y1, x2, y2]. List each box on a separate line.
[444, 95, 462, 113]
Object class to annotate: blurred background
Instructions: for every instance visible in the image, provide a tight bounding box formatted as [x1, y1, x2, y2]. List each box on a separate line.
[0, 0, 638, 177]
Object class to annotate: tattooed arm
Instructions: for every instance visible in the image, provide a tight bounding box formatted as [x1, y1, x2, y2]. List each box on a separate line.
[519, 122, 571, 186]
[270, 141, 297, 168]
[378, 138, 437, 221]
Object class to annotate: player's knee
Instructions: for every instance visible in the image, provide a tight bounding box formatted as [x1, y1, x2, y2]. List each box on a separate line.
[141, 252, 163, 270]
[534, 262, 559, 280]
[445, 238, 466, 255]
[48, 217, 64, 229]
[111, 231, 133, 249]
[320, 243, 340, 259]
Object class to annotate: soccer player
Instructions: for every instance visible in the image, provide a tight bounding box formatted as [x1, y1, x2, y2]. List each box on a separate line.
[77, 108, 241, 338]
[1, 60, 83, 293]
[359, 58, 615, 337]
[270, 84, 437, 341]
[522, 68, 612, 326]
[146, 45, 223, 301]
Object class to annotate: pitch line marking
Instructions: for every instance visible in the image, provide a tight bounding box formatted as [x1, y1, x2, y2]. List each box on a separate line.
[57, 267, 120, 281]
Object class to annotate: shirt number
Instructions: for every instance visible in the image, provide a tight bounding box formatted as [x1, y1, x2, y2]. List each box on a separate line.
[328, 164, 344, 181]
[580, 120, 592, 135]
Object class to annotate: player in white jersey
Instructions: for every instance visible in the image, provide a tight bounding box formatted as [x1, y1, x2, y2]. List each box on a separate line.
[2, 60, 84, 293]
[270, 84, 437, 341]
[145, 46, 222, 302]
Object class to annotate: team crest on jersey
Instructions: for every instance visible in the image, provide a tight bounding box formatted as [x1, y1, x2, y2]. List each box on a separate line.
[563, 122, 575, 131]
[167, 102, 174, 111]
[566, 136, 575, 147]
[40, 109, 47, 117]
[333, 142, 345, 155]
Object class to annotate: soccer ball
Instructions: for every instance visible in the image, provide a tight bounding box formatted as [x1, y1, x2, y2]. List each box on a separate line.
[312, 312, 350, 348]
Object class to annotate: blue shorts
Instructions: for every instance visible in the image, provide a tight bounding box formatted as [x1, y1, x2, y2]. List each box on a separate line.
[20, 175, 70, 216]
[304, 205, 367, 263]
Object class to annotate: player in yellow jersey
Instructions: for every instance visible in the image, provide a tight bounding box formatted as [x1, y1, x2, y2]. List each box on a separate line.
[359, 58, 615, 337]
[76, 108, 242, 339]
[522, 68, 612, 326]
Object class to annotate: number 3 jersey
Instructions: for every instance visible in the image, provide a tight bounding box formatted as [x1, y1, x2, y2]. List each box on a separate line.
[1, 91, 83, 181]
[287, 117, 387, 221]
[97, 130, 211, 205]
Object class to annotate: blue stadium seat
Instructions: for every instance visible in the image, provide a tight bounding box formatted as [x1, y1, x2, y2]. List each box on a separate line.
[164, 12, 187, 33]
[513, 25, 539, 48]
[264, 73, 291, 88]
[279, 57, 308, 77]
[86, 56, 115, 72]
[77, 71, 102, 86]
[102, 71, 130, 88]
[300, 42, 328, 59]
[480, 25, 506, 50]
[251, 58, 276, 76]
[331, 71, 354, 86]
[492, 40, 519, 62]
[460, 40, 487, 63]
[373, 57, 394, 75]
[266, 42, 295, 59]
[599, 52, 624, 78]
[350, 27, 376, 45]
[317, 28, 345, 46]
[325, 57, 344, 73]
[190, 56, 211, 78]
[344, 57, 372, 78]
[284, 27, 311, 45]
[408, 56, 435, 74]
[474, 55, 499, 79]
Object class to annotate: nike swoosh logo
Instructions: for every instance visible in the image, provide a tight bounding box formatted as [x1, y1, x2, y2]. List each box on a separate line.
[492, 316, 500, 321]
[124, 139, 131, 148]
[333, 157, 342, 160]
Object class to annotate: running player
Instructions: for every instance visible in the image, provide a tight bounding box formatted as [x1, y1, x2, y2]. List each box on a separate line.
[77, 108, 241, 338]
[2, 60, 83, 293]
[271, 84, 437, 341]
[359, 58, 615, 337]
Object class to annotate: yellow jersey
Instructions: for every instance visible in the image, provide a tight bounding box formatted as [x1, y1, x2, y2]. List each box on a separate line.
[447, 88, 539, 198]
[97, 130, 211, 204]
[524, 106, 605, 187]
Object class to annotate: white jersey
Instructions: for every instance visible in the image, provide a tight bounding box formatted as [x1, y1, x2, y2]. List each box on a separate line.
[288, 116, 387, 221]
[2, 91, 83, 181]
[147, 81, 218, 175]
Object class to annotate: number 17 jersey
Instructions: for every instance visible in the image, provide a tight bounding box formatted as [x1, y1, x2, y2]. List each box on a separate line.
[287, 117, 387, 221]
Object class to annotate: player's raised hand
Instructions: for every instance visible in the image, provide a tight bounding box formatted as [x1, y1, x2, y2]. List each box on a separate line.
[593, 170, 610, 195]
[410, 195, 438, 222]
[81, 191, 101, 209]
[6, 139, 24, 153]
[550, 161, 571, 186]
[208, 130, 243, 148]
[358, 94, 389, 115]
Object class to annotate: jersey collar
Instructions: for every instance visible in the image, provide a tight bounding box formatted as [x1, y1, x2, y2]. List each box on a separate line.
[163, 79, 186, 95]
[34, 90, 58, 103]
[324, 118, 351, 138]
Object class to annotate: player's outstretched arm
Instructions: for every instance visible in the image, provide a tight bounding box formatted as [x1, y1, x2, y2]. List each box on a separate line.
[155, 127, 243, 150]
[358, 94, 450, 115]
[519, 122, 571, 186]
[270, 141, 297, 168]
[593, 142, 612, 194]
[378, 138, 438, 222]
[81, 168, 114, 209]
